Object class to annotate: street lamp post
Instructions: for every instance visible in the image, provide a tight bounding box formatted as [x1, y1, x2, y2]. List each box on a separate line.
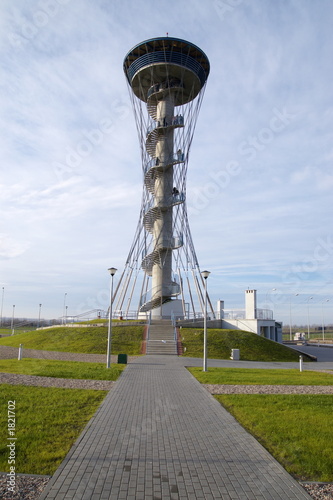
[62, 293, 67, 325]
[321, 299, 329, 342]
[11, 305, 15, 336]
[306, 296, 313, 340]
[289, 293, 299, 341]
[38, 303, 42, 328]
[107, 267, 117, 368]
[201, 270, 210, 372]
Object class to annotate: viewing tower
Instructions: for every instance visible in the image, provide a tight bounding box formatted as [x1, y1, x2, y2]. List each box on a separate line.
[115, 37, 213, 320]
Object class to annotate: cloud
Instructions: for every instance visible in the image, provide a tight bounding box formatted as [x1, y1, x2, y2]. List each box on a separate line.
[0, 234, 31, 259]
[290, 164, 333, 192]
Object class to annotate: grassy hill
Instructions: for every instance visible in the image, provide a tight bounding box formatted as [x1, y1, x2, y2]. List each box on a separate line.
[0, 326, 144, 355]
[0, 325, 311, 361]
[180, 328, 311, 362]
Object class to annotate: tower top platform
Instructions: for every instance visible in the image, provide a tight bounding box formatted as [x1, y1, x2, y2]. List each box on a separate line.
[123, 37, 210, 104]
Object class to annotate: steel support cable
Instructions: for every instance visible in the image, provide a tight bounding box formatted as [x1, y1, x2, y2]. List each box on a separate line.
[112, 267, 126, 312]
[115, 265, 134, 312]
[137, 272, 149, 317]
[117, 40, 210, 317]
[199, 272, 215, 318]
[181, 221, 199, 268]
[125, 269, 139, 316]
[186, 274, 196, 318]
[177, 267, 186, 317]
[125, 217, 144, 265]
[193, 270, 205, 313]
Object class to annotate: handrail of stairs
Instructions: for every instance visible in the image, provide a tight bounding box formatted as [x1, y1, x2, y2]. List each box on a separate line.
[147, 310, 151, 341]
[171, 311, 177, 342]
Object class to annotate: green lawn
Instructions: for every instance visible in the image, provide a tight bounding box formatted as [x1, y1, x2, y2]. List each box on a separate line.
[0, 328, 11, 335]
[283, 330, 333, 342]
[216, 394, 333, 482]
[0, 384, 106, 475]
[0, 327, 35, 335]
[188, 367, 333, 481]
[188, 367, 333, 385]
[181, 328, 309, 361]
[0, 326, 144, 355]
[0, 359, 126, 380]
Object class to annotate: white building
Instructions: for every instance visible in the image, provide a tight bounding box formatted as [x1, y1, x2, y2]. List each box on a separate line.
[178, 289, 282, 343]
[217, 290, 282, 343]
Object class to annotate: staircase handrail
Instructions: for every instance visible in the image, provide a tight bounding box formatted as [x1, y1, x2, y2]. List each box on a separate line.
[171, 311, 177, 342]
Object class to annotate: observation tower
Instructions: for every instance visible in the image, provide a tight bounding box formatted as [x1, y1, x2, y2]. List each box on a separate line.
[114, 37, 214, 320]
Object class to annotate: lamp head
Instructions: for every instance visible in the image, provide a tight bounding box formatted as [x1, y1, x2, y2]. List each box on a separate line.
[108, 267, 117, 276]
[201, 270, 210, 279]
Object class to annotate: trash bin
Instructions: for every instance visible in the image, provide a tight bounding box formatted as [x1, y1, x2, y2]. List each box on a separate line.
[118, 353, 127, 364]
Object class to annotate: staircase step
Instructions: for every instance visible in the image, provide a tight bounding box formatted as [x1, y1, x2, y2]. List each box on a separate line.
[147, 320, 177, 354]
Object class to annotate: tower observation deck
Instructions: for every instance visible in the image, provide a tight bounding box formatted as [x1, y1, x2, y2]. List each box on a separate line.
[114, 37, 214, 320]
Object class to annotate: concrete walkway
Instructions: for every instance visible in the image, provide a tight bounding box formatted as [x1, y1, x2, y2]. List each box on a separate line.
[39, 355, 312, 500]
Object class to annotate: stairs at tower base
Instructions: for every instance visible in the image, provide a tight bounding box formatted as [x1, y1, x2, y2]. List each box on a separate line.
[146, 320, 178, 355]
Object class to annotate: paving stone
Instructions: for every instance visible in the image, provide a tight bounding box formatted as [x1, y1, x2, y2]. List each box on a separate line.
[39, 355, 312, 500]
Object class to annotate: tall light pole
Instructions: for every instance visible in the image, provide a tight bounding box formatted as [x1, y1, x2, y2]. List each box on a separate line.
[107, 267, 117, 368]
[306, 296, 313, 340]
[321, 299, 329, 342]
[38, 303, 42, 328]
[289, 293, 299, 340]
[201, 270, 210, 372]
[11, 305, 15, 335]
[62, 293, 67, 325]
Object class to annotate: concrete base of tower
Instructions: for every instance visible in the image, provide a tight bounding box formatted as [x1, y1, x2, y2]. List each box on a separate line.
[151, 299, 184, 320]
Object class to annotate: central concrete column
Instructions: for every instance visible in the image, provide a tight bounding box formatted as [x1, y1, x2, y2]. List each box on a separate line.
[151, 92, 175, 318]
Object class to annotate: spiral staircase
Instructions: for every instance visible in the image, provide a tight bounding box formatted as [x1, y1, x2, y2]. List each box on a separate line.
[139, 83, 186, 313]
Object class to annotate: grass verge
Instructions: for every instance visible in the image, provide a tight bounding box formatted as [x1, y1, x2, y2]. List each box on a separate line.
[180, 328, 309, 361]
[0, 326, 144, 354]
[0, 359, 126, 380]
[215, 394, 333, 482]
[0, 384, 106, 475]
[187, 367, 333, 385]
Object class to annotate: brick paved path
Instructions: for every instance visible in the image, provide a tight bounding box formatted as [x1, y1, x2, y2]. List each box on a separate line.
[39, 355, 311, 500]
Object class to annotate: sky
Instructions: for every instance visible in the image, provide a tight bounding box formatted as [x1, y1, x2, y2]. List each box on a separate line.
[1, 0, 332, 326]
